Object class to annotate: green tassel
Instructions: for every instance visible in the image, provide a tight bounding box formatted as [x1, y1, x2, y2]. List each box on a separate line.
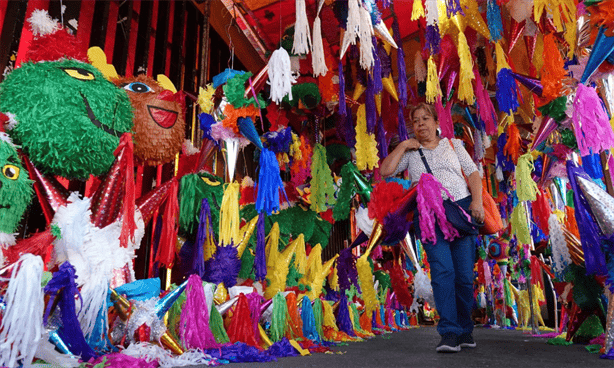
[312, 298, 324, 339]
[209, 304, 230, 343]
[223, 72, 267, 108]
[166, 284, 187, 343]
[270, 292, 288, 342]
[310, 143, 336, 213]
[179, 172, 224, 235]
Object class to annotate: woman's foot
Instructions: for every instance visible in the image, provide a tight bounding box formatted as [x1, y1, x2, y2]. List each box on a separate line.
[436, 332, 460, 353]
[459, 333, 476, 348]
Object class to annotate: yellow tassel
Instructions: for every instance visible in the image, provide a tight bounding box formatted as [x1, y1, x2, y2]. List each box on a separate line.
[219, 182, 240, 246]
[204, 222, 216, 261]
[457, 31, 475, 104]
[266, 222, 280, 272]
[355, 104, 379, 171]
[265, 234, 298, 299]
[328, 261, 339, 291]
[563, 5, 577, 59]
[495, 41, 511, 73]
[533, 0, 549, 27]
[306, 255, 338, 300]
[411, 0, 424, 20]
[291, 234, 306, 274]
[197, 84, 216, 113]
[357, 254, 379, 315]
[426, 55, 442, 103]
[516, 153, 539, 202]
[289, 132, 302, 160]
[511, 204, 531, 245]
[322, 300, 339, 330]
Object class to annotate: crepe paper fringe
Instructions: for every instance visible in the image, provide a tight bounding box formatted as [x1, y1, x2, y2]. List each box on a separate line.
[193, 199, 212, 278]
[226, 293, 260, 347]
[389, 264, 413, 308]
[359, 7, 375, 70]
[426, 56, 442, 103]
[357, 255, 379, 316]
[355, 105, 380, 171]
[486, 0, 503, 42]
[256, 148, 287, 215]
[425, 25, 441, 55]
[310, 143, 337, 213]
[503, 123, 523, 165]
[434, 98, 454, 139]
[268, 48, 295, 104]
[567, 163, 608, 276]
[156, 179, 179, 268]
[205, 244, 241, 288]
[457, 32, 475, 104]
[416, 173, 460, 244]
[540, 34, 567, 101]
[474, 71, 497, 135]
[366, 72, 378, 134]
[368, 181, 406, 223]
[219, 182, 241, 246]
[533, 189, 552, 236]
[572, 84, 614, 156]
[412, 0, 425, 20]
[496, 68, 520, 114]
[293, 0, 312, 55]
[121, 342, 222, 367]
[180, 275, 219, 349]
[516, 153, 539, 202]
[255, 212, 267, 281]
[510, 203, 532, 245]
[270, 292, 289, 342]
[209, 304, 230, 344]
[336, 295, 356, 336]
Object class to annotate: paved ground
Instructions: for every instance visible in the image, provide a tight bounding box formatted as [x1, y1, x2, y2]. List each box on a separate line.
[194, 326, 613, 368]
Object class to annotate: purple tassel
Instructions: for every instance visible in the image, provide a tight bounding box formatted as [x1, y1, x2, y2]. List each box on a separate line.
[372, 37, 383, 94]
[376, 116, 389, 158]
[496, 68, 520, 113]
[339, 59, 346, 115]
[194, 198, 211, 278]
[425, 25, 441, 55]
[391, 18, 407, 107]
[337, 248, 361, 292]
[205, 342, 276, 363]
[398, 108, 409, 141]
[446, 0, 464, 17]
[567, 162, 608, 276]
[255, 212, 267, 281]
[44, 262, 97, 361]
[336, 295, 355, 336]
[267, 337, 301, 358]
[383, 212, 411, 244]
[263, 127, 292, 153]
[205, 243, 242, 287]
[344, 104, 356, 146]
[366, 73, 377, 134]
[379, 44, 392, 78]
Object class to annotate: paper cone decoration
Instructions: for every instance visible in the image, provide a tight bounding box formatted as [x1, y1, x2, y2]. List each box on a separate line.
[382, 76, 399, 102]
[507, 19, 526, 53]
[223, 138, 240, 183]
[366, 220, 385, 255]
[581, 27, 614, 84]
[531, 116, 557, 149]
[48, 329, 76, 356]
[160, 331, 185, 355]
[462, 0, 491, 40]
[511, 72, 543, 96]
[109, 289, 132, 321]
[374, 20, 398, 49]
[196, 139, 218, 173]
[562, 228, 585, 265]
[235, 216, 258, 258]
[23, 156, 69, 224]
[576, 176, 614, 237]
[353, 83, 367, 101]
[154, 278, 188, 320]
[215, 296, 239, 316]
[135, 177, 175, 225]
[400, 233, 420, 271]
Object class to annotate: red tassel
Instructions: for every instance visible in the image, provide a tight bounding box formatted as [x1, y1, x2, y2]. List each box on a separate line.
[368, 181, 407, 223]
[388, 264, 413, 308]
[155, 179, 179, 268]
[4, 228, 56, 266]
[117, 134, 136, 248]
[532, 188, 551, 235]
[227, 293, 260, 347]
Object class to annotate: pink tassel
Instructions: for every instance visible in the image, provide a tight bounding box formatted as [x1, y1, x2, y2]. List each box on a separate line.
[572, 84, 614, 156]
[474, 70, 497, 135]
[434, 98, 454, 139]
[88, 353, 157, 368]
[179, 274, 220, 349]
[416, 173, 459, 244]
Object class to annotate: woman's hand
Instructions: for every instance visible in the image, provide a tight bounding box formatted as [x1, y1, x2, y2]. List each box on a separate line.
[469, 199, 485, 224]
[401, 138, 421, 151]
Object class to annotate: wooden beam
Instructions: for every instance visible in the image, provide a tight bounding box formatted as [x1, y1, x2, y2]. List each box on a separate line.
[192, 0, 265, 74]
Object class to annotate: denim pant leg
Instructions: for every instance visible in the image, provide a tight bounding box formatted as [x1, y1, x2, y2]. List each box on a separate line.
[423, 232, 463, 336]
[450, 234, 477, 335]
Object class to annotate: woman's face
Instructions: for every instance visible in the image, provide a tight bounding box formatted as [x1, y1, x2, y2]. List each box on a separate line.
[412, 108, 439, 142]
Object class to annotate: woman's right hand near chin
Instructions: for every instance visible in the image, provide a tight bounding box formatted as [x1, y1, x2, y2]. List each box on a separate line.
[401, 138, 421, 151]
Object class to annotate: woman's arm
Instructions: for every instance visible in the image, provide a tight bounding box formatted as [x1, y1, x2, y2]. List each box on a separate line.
[467, 171, 485, 223]
[380, 139, 420, 177]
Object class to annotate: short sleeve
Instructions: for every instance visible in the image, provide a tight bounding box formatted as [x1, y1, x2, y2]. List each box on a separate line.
[392, 151, 410, 176]
[451, 139, 478, 177]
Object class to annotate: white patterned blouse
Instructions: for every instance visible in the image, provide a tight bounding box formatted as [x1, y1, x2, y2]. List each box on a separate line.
[392, 138, 478, 201]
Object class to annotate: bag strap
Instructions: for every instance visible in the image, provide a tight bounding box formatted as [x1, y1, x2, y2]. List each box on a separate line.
[418, 148, 432, 174]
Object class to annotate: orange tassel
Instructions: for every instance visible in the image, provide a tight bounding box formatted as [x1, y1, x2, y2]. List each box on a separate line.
[540, 34, 567, 101]
[503, 123, 522, 165]
[565, 206, 580, 239]
[222, 104, 260, 134]
[285, 293, 305, 341]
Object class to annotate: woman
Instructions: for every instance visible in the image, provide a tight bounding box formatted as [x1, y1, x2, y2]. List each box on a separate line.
[381, 103, 484, 353]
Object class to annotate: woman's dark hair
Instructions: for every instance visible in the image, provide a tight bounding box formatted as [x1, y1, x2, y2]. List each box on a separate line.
[410, 102, 438, 122]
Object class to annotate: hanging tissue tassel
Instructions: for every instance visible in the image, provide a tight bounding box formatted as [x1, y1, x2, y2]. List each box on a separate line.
[227, 293, 260, 346]
[337, 247, 361, 292]
[572, 84, 614, 156]
[338, 59, 346, 114]
[533, 189, 551, 235]
[292, 0, 311, 55]
[425, 0, 440, 54]
[389, 264, 413, 308]
[180, 274, 219, 349]
[270, 292, 288, 342]
[256, 148, 287, 215]
[366, 72, 378, 133]
[355, 104, 380, 171]
[255, 212, 267, 281]
[474, 71, 497, 135]
[336, 295, 355, 336]
[205, 244, 241, 288]
[495, 42, 519, 114]
[0, 254, 45, 368]
[284, 293, 304, 340]
[412, 0, 425, 20]
[357, 254, 379, 316]
[392, 18, 407, 107]
[540, 34, 567, 101]
[156, 178, 179, 268]
[503, 122, 522, 165]
[426, 56, 442, 103]
[435, 98, 454, 139]
[310, 143, 337, 213]
[486, 0, 503, 42]
[359, 6, 375, 70]
[414, 51, 427, 83]
[567, 163, 608, 276]
[510, 203, 531, 245]
[417, 173, 460, 244]
[193, 199, 211, 278]
[301, 296, 320, 342]
[457, 32, 475, 104]
[269, 48, 295, 104]
[516, 153, 538, 202]
[549, 212, 571, 279]
[219, 182, 241, 246]
[312, 13, 328, 77]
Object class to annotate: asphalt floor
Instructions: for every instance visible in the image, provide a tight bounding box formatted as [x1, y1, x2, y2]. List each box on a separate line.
[194, 326, 613, 368]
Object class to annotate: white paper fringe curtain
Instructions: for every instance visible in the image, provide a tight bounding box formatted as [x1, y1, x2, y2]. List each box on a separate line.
[0, 254, 44, 368]
[268, 48, 296, 104]
[311, 0, 328, 77]
[292, 0, 311, 55]
[358, 5, 375, 70]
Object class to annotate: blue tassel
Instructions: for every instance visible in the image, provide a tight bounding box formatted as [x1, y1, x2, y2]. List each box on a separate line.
[237, 117, 263, 150]
[567, 162, 608, 276]
[487, 0, 503, 42]
[255, 212, 267, 281]
[336, 295, 355, 336]
[582, 152, 604, 180]
[44, 262, 97, 360]
[255, 148, 287, 215]
[263, 127, 292, 153]
[301, 296, 320, 342]
[496, 68, 520, 113]
[496, 133, 515, 172]
[199, 113, 220, 147]
[339, 59, 346, 115]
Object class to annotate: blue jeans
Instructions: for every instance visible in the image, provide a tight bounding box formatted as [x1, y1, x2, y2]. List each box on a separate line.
[417, 196, 477, 337]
